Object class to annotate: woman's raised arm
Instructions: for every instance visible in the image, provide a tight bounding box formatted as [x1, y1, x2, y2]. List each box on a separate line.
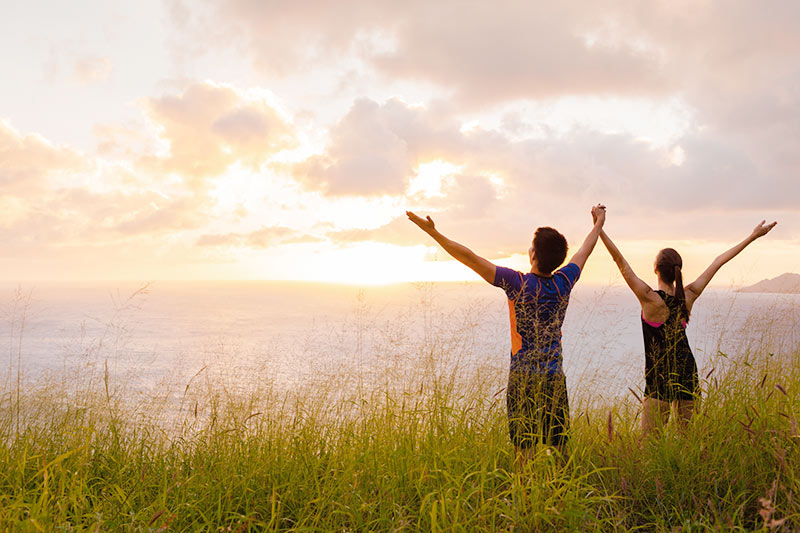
[685, 220, 777, 303]
[600, 229, 659, 307]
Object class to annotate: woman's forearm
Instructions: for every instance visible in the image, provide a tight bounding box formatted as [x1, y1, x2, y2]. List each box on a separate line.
[713, 235, 756, 268]
[600, 230, 628, 270]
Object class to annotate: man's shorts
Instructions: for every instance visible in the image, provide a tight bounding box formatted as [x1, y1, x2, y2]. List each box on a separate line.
[506, 370, 570, 448]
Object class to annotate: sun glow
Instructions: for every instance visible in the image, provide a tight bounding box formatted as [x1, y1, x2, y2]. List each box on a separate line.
[247, 242, 491, 285]
[407, 160, 463, 198]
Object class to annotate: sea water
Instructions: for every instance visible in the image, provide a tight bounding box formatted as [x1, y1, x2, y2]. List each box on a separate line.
[1, 281, 797, 407]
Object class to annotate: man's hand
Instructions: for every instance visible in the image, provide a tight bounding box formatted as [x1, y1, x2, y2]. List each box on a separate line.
[591, 204, 606, 226]
[751, 220, 777, 240]
[406, 211, 436, 234]
[569, 203, 606, 270]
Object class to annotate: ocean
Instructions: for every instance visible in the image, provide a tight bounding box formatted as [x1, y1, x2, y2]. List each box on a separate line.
[1, 281, 798, 408]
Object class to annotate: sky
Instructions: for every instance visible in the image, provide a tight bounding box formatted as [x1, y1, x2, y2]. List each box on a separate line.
[1, 1, 797, 285]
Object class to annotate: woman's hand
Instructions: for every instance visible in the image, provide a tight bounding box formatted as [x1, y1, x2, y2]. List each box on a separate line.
[751, 220, 777, 240]
[591, 204, 606, 226]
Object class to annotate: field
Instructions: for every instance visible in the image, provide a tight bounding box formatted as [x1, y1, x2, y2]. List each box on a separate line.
[1, 291, 798, 531]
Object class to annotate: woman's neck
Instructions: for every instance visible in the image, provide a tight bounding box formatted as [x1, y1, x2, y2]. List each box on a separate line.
[657, 279, 675, 295]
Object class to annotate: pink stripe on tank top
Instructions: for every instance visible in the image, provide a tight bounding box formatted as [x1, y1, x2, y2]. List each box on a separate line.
[642, 313, 664, 328]
[641, 312, 687, 329]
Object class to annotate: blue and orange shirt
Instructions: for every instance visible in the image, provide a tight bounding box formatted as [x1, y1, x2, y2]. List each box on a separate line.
[493, 263, 581, 374]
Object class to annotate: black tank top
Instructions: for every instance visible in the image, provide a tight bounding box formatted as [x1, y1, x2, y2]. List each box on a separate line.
[641, 290, 694, 368]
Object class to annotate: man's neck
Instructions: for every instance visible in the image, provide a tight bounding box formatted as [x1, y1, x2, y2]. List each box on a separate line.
[530, 266, 553, 277]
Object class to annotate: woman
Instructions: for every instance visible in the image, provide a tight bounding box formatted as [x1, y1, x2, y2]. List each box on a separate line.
[599, 218, 777, 434]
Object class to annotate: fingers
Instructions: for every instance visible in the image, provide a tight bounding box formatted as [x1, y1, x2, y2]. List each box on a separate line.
[753, 219, 777, 237]
[406, 210, 434, 230]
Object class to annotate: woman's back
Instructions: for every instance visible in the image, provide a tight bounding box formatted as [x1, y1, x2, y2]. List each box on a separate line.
[641, 291, 697, 401]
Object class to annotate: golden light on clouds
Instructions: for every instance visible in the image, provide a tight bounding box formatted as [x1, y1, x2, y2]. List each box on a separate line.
[407, 160, 463, 198]
[0, 1, 797, 284]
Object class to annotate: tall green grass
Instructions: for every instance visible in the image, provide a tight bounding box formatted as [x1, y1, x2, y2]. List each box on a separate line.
[1, 289, 798, 531]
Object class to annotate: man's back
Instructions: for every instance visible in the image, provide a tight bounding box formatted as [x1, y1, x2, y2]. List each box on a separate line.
[493, 263, 580, 374]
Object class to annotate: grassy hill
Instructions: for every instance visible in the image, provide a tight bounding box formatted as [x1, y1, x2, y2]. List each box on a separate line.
[1, 345, 798, 531]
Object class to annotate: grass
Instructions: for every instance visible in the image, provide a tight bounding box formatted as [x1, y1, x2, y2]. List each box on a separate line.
[0, 287, 799, 531]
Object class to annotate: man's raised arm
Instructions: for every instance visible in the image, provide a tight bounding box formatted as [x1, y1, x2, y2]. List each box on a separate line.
[406, 211, 496, 284]
[568, 204, 606, 271]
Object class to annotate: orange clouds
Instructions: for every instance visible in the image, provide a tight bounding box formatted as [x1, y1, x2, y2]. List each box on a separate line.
[73, 56, 113, 85]
[0, 116, 208, 264]
[2, 1, 798, 282]
[141, 82, 296, 181]
[0, 120, 88, 194]
[178, 1, 668, 103]
[297, 98, 473, 195]
[196, 226, 321, 249]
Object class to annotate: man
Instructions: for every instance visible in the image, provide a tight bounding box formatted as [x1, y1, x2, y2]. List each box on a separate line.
[406, 205, 606, 463]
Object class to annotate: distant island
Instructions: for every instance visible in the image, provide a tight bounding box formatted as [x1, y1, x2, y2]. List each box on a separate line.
[738, 273, 800, 294]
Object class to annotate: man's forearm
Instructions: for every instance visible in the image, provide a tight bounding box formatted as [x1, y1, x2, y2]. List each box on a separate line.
[580, 223, 603, 256]
[427, 229, 474, 263]
[570, 221, 604, 269]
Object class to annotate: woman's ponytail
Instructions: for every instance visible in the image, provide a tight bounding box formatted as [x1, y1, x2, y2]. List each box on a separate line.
[656, 248, 690, 321]
[673, 264, 689, 321]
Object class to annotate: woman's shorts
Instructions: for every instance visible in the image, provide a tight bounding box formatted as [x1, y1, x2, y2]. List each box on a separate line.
[644, 353, 700, 401]
[506, 370, 569, 448]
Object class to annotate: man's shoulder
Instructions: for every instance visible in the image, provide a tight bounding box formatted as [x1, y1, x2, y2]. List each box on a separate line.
[493, 265, 524, 289]
[557, 262, 581, 275]
[554, 263, 581, 285]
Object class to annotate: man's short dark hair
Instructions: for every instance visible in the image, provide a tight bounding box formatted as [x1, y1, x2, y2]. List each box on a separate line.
[533, 227, 568, 274]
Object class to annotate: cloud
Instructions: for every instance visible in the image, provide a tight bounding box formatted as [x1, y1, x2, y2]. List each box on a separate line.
[176, 1, 667, 104]
[0, 120, 88, 193]
[296, 98, 471, 195]
[111, 196, 206, 235]
[140, 82, 296, 181]
[183, 0, 799, 221]
[305, 97, 797, 254]
[73, 56, 113, 85]
[296, 99, 414, 195]
[0, 118, 213, 259]
[330, 216, 421, 247]
[189, 1, 798, 109]
[4, 2, 798, 281]
[0, 186, 208, 248]
[167, 0, 393, 75]
[373, 4, 667, 105]
[196, 226, 320, 249]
